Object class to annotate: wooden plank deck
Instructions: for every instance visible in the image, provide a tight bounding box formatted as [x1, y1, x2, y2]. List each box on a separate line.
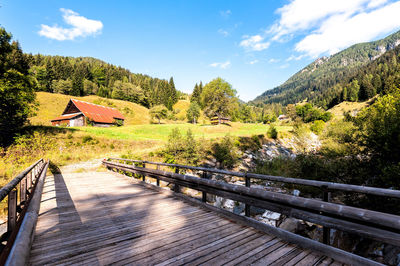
[28, 170, 342, 265]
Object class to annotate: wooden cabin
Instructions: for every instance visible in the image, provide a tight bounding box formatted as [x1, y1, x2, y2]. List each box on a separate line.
[51, 99, 125, 127]
[210, 116, 231, 125]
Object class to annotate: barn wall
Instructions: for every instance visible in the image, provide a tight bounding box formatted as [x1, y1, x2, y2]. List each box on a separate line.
[69, 115, 85, 127]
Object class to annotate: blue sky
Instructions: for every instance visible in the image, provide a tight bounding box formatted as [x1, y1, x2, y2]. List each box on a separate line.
[2, 0, 400, 101]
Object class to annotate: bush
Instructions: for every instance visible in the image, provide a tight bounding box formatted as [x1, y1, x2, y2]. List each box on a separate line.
[162, 128, 206, 165]
[211, 135, 240, 169]
[82, 135, 94, 143]
[267, 125, 278, 139]
[310, 120, 325, 135]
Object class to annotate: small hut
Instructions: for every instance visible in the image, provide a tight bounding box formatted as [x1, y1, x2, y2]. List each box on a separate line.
[210, 116, 231, 125]
[51, 99, 125, 127]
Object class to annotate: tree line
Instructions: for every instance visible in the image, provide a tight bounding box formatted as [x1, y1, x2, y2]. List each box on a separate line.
[27, 54, 180, 110]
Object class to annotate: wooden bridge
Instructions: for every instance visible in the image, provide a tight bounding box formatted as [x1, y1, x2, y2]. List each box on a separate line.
[0, 159, 399, 265]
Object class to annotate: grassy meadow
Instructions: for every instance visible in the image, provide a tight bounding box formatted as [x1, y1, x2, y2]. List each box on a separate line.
[78, 123, 292, 141]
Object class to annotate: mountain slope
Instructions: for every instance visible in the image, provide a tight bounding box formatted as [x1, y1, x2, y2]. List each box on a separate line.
[251, 30, 400, 108]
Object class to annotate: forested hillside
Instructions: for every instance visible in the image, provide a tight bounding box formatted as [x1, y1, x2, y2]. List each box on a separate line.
[251, 30, 400, 108]
[27, 54, 179, 110]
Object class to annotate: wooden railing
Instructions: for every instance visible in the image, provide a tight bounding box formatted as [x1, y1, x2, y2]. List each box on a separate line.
[103, 159, 400, 260]
[0, 159, 49, 263]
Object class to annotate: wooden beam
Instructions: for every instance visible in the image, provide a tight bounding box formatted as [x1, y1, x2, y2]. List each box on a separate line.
[5, 160, 49, 266]
[108, 158, 400, 198]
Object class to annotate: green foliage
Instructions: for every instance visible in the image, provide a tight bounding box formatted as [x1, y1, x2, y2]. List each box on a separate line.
[0, 27, 36, 146]
[163, 128, 205, 165]
[149, 105, 168, 124]
[211, 135, 240, 169]
[354, 90, 400, 163]
[201, 77, 238, 120]
[190, 81, 203, 104]
[310, 120, 325, 135]
[82, 135, 94, 144]
[51, 79, 73, 94]
[262, 110, 277, 124]
[238, 104, 257, 123]
[295, 103, 332, 123]
[267, 125, 278, 139]
[186, 102, 200, 124]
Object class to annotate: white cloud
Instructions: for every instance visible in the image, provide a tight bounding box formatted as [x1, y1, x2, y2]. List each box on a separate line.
[39, 8, 103, 41]
[295, 1, 400, 57]
[218, 29, 229, 37]
[241, 0, 400, 58]
[249, 60, 259, 65]
[271, 0, 369, 41]
[220, 10, 232, 18]
[209, 61, 231, 69]
[268, 58, 280, 63]
[240, 35, 270, 51]
[286, 54, 305, 61]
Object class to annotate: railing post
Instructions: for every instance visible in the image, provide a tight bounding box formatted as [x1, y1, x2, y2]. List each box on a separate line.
[202, 172, 207, 202]
[322, 189, 331, 245]
[20, 176, 27, 204]
[8, 190, 17, 233]
[156, 165, 160, 186]
[174, 167, 180, 193]
[245, 173, 250, 217]
[27, 171, 32, 194]
[142, 163, 146, 182]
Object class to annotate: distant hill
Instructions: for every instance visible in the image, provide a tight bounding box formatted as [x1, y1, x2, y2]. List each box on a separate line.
[30, 92, 150, 126]
[251, 30, 400, 108]
[27, 54, 179, 110]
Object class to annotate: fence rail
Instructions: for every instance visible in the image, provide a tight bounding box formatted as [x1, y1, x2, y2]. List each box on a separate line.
[108, 158, 400, 198]
[0, 158, 49, 263]
[103, 159, 400, 253]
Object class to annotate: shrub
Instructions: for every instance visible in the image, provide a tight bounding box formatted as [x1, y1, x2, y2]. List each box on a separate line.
[162, 128, 206, 165]
[211, 135, 240, 169]
[82, 135, 94, 143]
[310, 120, 325, 135]
[267, 125, 278, 139]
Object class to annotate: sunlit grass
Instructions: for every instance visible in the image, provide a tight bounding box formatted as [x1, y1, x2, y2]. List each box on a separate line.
[76, 122, 292, 141]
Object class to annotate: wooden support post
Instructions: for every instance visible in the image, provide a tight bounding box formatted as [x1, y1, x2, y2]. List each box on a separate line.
[142, 163, 146, 182]
[156, 165, 160, 186]
[323, 190, 331, 245]
[20, 176, 27, 204]
[27, 171, 32, 194]
[202, 172, 207, 203]
[245, 173, 250, 217]
[174, 167, 180, 193]
[8, 190, 17, 233]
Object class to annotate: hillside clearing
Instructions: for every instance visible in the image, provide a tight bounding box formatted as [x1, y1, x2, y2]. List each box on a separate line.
[328, 97, 376, 120]
[30, 92, 151, 126]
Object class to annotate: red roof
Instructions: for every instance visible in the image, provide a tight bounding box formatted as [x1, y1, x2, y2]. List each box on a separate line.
[70, 99, 125, 124]
[51, 113, 81, 122]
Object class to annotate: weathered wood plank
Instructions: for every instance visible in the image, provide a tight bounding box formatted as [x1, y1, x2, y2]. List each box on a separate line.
[28, 169, 345, 266]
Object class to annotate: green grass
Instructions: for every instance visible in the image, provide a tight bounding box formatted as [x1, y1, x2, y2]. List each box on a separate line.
[75, 122, 292, 142]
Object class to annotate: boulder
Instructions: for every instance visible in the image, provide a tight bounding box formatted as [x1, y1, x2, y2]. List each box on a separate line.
[279, 218, 305, 233]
